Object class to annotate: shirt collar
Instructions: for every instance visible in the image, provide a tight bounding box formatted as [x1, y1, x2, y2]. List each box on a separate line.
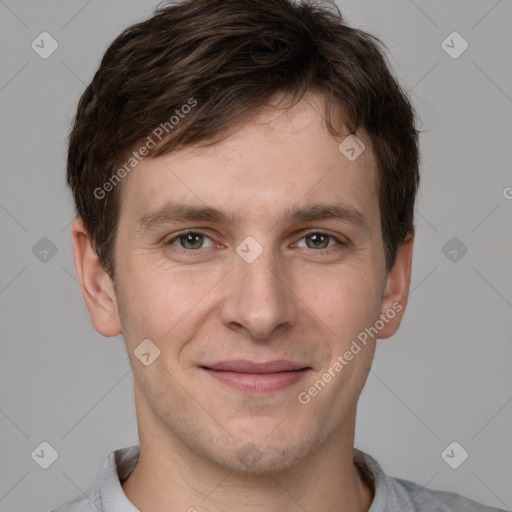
[100, 445, 140, 511]
[354, 448, 390, 511]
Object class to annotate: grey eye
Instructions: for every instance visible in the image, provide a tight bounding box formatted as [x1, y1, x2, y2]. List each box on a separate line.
[303, 233, 335, 249]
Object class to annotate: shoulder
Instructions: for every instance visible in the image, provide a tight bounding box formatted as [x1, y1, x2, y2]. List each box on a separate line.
[50, 481, 102, 512]
[389, 475, 507, 512]
[50, 445, 140, 512]
[354, 449, 506, 512]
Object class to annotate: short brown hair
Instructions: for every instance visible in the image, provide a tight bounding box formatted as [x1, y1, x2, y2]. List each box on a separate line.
[67, 0, 420, 279]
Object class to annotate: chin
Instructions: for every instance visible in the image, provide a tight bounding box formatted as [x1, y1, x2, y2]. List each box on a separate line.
[206, 423, 324, 476]
[212, 444, 309, 476]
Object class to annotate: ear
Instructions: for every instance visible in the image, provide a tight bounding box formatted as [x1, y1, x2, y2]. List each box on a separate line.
[377, 233, 414, 339]
[71, 218, 122, 337]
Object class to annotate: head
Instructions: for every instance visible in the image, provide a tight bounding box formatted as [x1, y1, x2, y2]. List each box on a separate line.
[69, 0, 419, 474]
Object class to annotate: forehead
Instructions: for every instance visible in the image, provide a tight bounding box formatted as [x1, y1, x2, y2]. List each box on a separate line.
[118, 93, 380, 229]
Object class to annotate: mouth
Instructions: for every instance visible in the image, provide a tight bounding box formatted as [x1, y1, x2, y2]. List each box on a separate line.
[200, 360, 312, 393]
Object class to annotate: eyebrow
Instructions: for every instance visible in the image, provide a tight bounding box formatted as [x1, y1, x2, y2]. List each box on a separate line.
[136, 201, 371, 233]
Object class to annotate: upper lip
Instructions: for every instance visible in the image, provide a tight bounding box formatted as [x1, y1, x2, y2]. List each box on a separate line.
[202, 360, 309, 373]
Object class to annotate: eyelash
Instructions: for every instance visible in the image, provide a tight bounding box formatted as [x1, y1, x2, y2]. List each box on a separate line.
[164, 230, 347, 257]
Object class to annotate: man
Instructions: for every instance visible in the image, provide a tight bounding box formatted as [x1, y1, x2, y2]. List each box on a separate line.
[54, 0, 505, 510]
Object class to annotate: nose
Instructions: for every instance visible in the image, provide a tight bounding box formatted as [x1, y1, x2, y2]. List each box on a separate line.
[219, 242, 300, 340]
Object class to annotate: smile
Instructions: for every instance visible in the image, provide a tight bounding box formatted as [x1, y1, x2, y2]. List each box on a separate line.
[200, 360, 312, 393]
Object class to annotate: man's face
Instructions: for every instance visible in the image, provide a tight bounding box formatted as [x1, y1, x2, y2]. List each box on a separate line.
[97, 93, 406, 473]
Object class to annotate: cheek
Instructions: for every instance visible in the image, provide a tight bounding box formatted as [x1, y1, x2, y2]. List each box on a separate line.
[116, 264, 219, 347]
[304, 263, 382, 339]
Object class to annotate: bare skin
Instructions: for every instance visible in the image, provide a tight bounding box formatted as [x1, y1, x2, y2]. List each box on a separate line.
[73, 92, 414, 512]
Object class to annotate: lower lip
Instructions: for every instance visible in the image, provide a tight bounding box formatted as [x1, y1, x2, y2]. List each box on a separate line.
[202, 368, 310, 393]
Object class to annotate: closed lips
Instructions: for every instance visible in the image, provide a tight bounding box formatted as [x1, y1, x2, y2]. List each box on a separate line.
[201, 360, 310, 373]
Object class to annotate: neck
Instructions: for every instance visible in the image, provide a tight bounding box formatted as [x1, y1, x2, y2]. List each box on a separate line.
[122, 421, 374, 512]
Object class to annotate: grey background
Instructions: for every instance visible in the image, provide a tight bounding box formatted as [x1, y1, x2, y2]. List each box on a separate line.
[1, 0, 511, 510]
